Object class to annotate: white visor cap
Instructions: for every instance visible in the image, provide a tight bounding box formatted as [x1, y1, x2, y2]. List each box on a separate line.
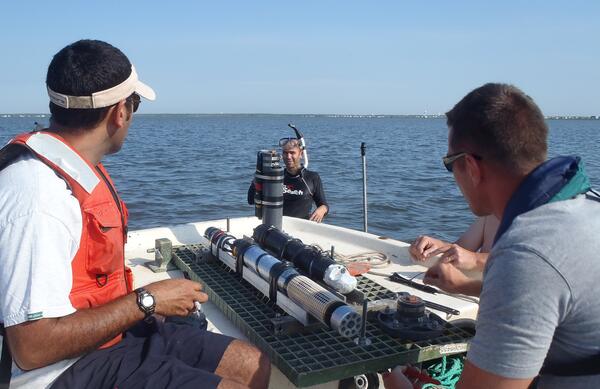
[47, 65, 156, 109]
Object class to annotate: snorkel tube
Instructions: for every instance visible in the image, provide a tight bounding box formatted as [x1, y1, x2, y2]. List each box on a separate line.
[288, 123, 309, 169]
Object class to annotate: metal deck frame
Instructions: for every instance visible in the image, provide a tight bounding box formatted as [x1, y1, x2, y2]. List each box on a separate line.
[172, 244, 472, 387]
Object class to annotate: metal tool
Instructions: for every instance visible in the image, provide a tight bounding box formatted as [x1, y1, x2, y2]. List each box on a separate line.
[423, 300, 460, 316]
[389, 272, 439, 294]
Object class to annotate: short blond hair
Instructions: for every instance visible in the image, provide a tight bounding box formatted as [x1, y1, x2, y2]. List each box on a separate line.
[281, 139, 301, 150]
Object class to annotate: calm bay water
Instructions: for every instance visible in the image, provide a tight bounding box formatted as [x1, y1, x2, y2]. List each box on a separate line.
[1, 114, 599, 243]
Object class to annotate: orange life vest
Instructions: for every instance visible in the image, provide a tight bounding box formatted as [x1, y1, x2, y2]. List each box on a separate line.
[0, 131, 133, 348]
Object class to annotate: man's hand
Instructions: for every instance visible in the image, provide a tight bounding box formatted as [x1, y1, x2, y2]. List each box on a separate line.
[409, 235, 450, 261]
[309, 205, 328, 223]
[6, 278, 209, 371]
[439, 244, 480, 271]
[423, 261, 482, 296]
[145, 279, 208, 317]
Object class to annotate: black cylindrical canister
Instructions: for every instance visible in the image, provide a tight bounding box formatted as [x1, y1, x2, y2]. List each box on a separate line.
[255, 150, 284, 230]
[252, 225, 336, 280]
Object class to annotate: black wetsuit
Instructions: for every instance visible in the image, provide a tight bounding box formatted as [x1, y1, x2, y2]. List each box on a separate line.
[248, 168, 328, 219]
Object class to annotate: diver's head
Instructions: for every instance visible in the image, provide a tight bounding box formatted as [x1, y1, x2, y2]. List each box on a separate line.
[281, 139, 303, 173]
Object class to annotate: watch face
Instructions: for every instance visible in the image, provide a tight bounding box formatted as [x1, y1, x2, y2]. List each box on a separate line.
[141, 294, 154, 308]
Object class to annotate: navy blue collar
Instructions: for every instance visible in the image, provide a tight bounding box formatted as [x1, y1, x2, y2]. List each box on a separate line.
[494, 156, 590, 245]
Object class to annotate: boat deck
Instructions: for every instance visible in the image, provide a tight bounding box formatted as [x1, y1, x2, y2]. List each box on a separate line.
[126, 216, 478, 388]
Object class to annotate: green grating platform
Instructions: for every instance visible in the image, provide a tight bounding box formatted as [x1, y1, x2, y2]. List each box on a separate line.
[172, 244, 473, 387]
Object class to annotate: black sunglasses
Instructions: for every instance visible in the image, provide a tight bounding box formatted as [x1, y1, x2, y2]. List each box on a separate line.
[442, 151, 482, 172]
[127, 93, 141, 113]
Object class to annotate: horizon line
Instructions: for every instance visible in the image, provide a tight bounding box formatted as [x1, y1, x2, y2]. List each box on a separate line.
[1, 112, 599, 120]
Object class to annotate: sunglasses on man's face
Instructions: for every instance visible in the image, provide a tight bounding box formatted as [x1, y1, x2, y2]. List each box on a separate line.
[128, 93, 141, 113]
[442, 151, 482, 172]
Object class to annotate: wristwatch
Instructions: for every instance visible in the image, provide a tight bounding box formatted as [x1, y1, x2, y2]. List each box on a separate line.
[134, 287, 156, 318]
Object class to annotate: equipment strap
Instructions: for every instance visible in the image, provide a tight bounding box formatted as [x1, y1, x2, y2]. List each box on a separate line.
[268, 262, 293, 303]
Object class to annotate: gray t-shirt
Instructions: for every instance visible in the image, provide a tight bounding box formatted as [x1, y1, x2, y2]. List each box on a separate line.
[467, 195, 600, 388]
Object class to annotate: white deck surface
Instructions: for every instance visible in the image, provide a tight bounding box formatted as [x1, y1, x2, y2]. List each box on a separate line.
[126, 216, 479, 388]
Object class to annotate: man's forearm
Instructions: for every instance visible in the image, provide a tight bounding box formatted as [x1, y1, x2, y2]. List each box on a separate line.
[7, 292, 144, 370]
[459, 279, 483, 297]
[474, 252, 489, 272]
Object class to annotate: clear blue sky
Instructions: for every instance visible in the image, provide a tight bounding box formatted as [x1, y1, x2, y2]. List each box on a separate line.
[1, 1, 598, 115]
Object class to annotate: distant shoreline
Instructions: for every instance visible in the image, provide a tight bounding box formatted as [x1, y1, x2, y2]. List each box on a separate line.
[1, 113, 599, 120]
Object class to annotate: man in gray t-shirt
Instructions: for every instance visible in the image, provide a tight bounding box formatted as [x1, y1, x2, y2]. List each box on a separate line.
[385, 84, 600, 389]
[469, 197, 600, 388]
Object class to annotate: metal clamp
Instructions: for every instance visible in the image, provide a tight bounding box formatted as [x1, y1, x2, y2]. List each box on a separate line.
[146, 238, 176, 273]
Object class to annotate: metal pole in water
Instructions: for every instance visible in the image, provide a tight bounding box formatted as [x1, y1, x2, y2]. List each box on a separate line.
[361, 142, 368, 232]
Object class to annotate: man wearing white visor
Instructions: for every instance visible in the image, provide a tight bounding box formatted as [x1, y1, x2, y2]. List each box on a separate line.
[0, 40, 270, 389]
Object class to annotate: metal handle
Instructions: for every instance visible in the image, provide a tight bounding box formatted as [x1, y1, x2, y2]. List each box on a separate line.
[361, 142, 368, 232]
